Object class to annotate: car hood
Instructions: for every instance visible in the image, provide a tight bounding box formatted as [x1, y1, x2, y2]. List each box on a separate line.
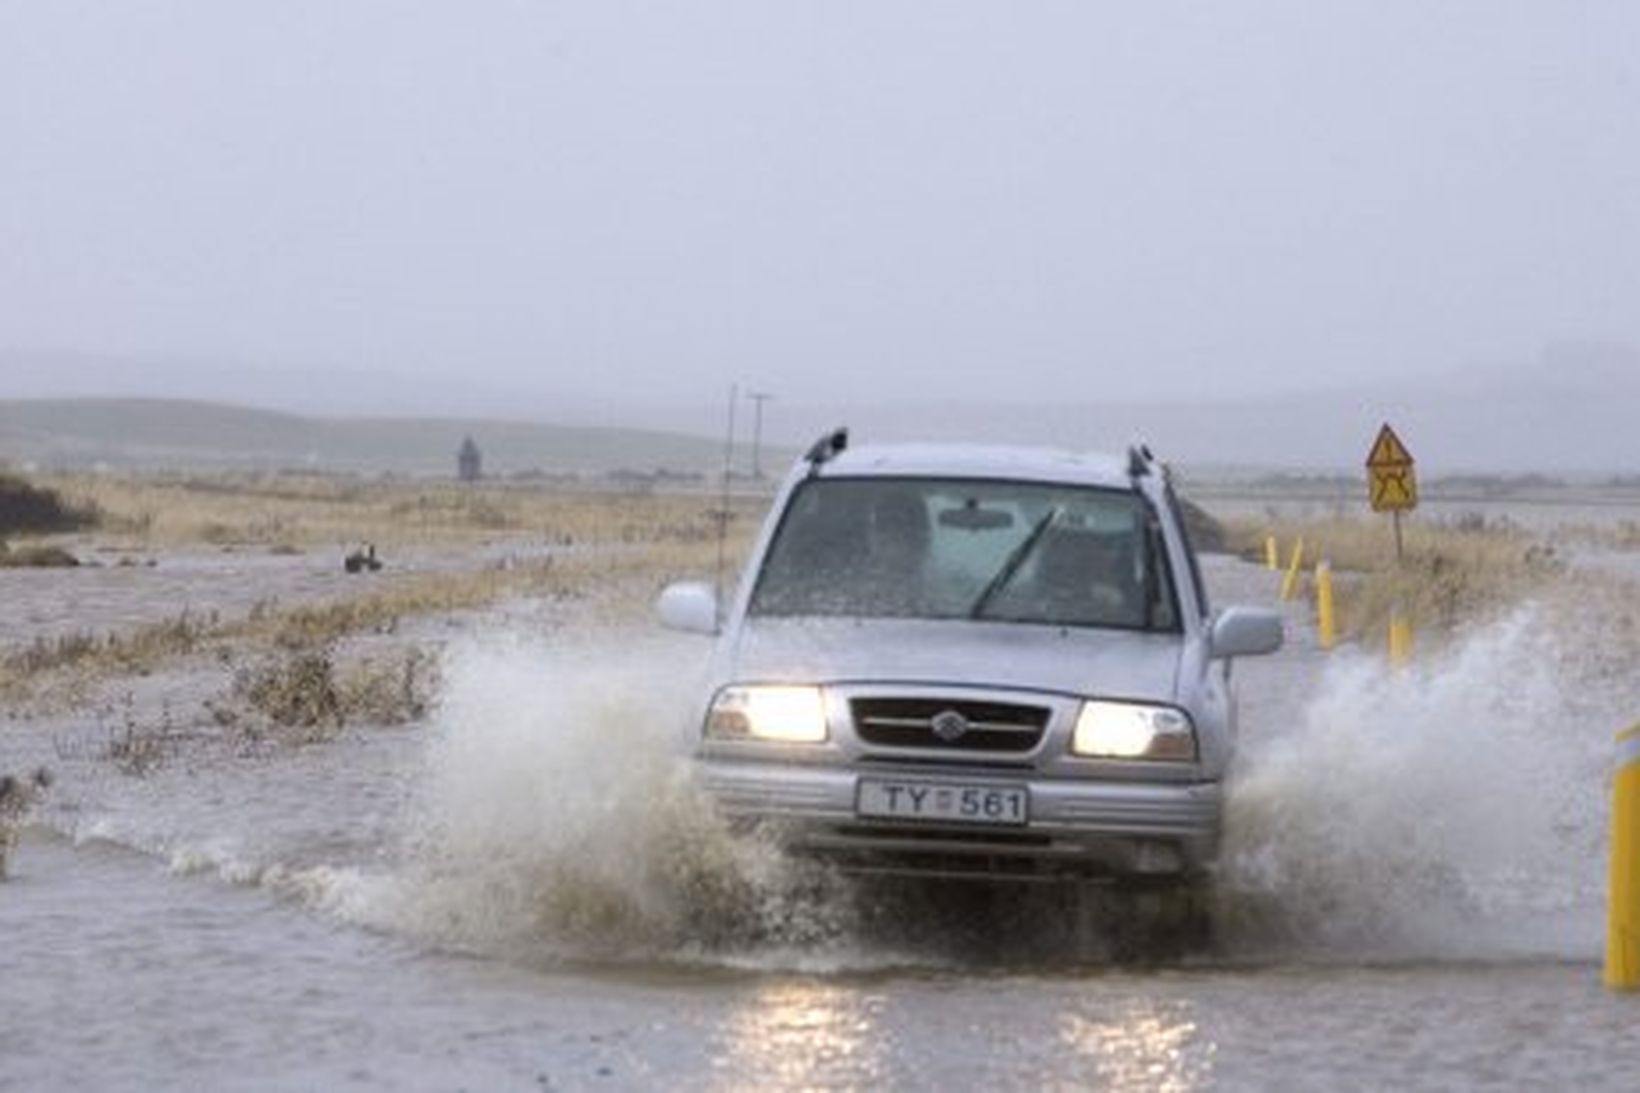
[724, 616, 1183, 702]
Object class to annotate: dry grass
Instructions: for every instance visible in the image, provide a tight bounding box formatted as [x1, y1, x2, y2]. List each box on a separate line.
[1224, 513, 1563, 641]
[0, 543, 80, 568]
[241, 538, 747, 648]
[1, 477, 764, 709]
[99, 699, 193, 777]
[1554, 520, 1640, 553]
[43, 471, 732, 551]
[5, 611, 217, 683]
[216, 645, 439, 744]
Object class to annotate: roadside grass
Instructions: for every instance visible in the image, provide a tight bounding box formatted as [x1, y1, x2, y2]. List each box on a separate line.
[5, 611, 217, 687]
[1554, 520, 1640, 553]
[213, 645, 439, 744]
[0, 478, 762, 712]
[98, 698, 195, 777]
[1222, 513, 1563, 641]
[42, 471, 731, 550]
[0, 543, 81, 567]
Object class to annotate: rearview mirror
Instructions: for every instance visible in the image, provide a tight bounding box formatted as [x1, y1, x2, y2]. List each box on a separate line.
[1209, 606, 1284, 659]
[657, 581, 719, 635]
[938, 502, 1014, 531]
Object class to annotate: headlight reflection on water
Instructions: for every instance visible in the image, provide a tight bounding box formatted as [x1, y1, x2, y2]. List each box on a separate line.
[713, 982, 884, 1088]
[1060, 1001, 1213, 1092]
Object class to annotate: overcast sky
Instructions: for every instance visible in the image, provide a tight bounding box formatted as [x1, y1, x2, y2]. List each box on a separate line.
[2, 2, 1636, 421]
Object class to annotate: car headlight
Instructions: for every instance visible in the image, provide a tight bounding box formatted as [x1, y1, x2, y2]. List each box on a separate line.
[705, 685, 829, 743]
[1071, 701, 1197, 761]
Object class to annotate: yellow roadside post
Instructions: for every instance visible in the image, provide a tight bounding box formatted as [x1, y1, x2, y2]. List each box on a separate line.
[1607, 723, 1640, 990]
[1387, 611, 1413, 667]
[1280, 538, 1306, 601]
[1264, 535, 1279, 570]
[1315, 560, 1337, 650]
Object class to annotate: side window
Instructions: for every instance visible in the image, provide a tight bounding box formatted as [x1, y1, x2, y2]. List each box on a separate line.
[1143, 512, 1180, 631]
[1163, 487, 1210, 619]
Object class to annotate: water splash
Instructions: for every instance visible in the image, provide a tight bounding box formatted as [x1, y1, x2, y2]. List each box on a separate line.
[1220, 604, 1612, 962]
[322, 597, 1625, 968]
[319, 631, 856, 964]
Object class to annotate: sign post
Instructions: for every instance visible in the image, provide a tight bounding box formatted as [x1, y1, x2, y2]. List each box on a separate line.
[1366, 423, 1417, 562]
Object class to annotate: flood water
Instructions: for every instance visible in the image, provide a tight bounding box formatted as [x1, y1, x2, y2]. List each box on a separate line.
[3, 552, 1637, 1090]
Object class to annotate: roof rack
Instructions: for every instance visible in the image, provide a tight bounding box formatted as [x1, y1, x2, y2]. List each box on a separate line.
[805, 427, 849, 473]
[1127, 443, 1157, 478]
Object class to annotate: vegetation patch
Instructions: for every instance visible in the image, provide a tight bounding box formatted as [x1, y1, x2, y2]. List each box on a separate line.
[98, 700, 194, 777]
[1224, 513, 1562, 641]
[232, 649, 346, 737]
[1557, 520, 1640, 554]
[217, 644, 440, 745]
[1176, 496, 1228, 553]
[0, 472, 96, 535]
[44, 470, 743, 551]
[0, 543, 80, 568]
[0, 477, 762, 713]
[4, 611, 215, 684]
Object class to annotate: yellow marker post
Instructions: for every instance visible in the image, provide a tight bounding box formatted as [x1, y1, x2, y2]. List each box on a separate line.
[1315, 560, 1337, 650]
[1607, 723, 1640, 990]
[1264, 535, 1279, 571]
[1388, 611, 1413, 667]
[1280, 537, 1306, 602]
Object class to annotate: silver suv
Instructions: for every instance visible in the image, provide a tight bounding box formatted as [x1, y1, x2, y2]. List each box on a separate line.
[658, 431, 1282, 885]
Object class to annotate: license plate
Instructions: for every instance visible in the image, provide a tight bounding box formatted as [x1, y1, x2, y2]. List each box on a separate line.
[856, 779, 1029, 826]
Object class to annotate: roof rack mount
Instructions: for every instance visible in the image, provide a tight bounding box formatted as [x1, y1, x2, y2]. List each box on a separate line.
[1127, 443, 1157, 477]
[805, 427, 849, 471]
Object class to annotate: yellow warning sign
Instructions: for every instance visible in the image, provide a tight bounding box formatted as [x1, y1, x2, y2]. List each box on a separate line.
[1366, 423, 1417, 512]
[1366, 424, 1414, 469]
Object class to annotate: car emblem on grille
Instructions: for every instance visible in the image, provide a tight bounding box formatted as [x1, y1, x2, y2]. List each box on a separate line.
[930, 709, 970, 742]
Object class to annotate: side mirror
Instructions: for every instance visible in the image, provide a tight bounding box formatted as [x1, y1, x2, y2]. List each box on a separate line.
[657, 581, 719, 635]
[1208, 605, 1284, 659]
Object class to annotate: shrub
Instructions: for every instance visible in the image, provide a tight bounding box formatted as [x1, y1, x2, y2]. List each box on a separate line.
[228, 645, 439, 743]
[234, 649, 344, 737]
[0, 473, 95, 535]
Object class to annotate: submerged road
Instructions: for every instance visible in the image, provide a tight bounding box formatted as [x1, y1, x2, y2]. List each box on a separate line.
[1, 556, 1632, 1090]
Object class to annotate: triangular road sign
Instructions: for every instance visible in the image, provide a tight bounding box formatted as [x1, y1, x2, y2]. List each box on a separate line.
[1366, 423, 1414, 469]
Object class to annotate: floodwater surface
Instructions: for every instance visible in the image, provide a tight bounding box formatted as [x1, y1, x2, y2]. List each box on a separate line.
[2, 553, 1636, 1090]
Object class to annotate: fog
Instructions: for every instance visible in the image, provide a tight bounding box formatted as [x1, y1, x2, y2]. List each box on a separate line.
[2, 3, 1637, 462]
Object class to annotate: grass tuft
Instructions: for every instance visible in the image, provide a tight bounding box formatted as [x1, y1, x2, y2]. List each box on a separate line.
[219, 644, 440, 745]
[1224, 513, 1562, 640]
[0, 543, 81, 568]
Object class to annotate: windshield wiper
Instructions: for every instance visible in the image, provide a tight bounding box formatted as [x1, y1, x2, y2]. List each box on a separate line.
[967, 506, 1061, 619]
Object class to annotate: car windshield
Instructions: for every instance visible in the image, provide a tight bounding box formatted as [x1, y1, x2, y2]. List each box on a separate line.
[748, 477, 1179, 631]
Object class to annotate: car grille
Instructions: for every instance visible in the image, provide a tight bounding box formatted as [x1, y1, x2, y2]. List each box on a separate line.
[850, 697, 1050, 752]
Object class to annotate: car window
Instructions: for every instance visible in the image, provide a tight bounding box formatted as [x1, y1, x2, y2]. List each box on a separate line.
[749, 476, 1180, 631]
[1164, 485, 1210, 619]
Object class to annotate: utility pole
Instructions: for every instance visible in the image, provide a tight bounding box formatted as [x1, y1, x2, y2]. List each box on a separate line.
[747, 391, 773, 479]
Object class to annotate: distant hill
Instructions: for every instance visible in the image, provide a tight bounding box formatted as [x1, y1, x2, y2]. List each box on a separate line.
[2, 340, 1636, 476]
[0, 398, 738, 476]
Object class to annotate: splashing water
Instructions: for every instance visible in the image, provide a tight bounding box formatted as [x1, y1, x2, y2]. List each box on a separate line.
[317, 631, 855, 965]
[320, 596, 1624, 969]
[1220, 604, 1614, 962]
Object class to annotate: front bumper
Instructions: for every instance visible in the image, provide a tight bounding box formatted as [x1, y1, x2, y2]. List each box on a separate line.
[695, 758, 1222, 881]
